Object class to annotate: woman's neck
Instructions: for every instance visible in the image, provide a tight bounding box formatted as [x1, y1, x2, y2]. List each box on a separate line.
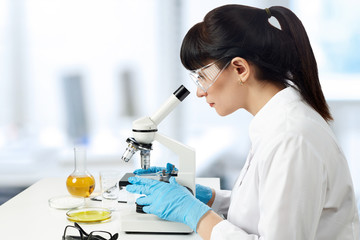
[246, 81, 285, 116]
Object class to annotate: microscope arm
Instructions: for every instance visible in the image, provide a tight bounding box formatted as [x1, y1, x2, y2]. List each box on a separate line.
[154, 132, 196, 195]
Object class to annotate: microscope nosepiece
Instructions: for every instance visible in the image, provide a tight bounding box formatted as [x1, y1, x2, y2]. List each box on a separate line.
[121, 138, 152, 163]
[121, 138, 140, 162]
[121, 145, 137, 162]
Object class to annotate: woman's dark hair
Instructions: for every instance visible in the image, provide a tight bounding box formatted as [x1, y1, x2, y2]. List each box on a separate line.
[180, 4, 333, 122]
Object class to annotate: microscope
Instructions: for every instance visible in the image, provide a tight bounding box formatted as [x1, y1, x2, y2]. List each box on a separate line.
[120, 85, 195, 233]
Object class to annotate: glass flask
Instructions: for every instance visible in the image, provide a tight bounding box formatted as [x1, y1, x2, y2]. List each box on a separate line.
[66, 146, 95, 197]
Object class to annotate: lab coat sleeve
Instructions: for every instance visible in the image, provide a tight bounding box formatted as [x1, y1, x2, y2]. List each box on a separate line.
[211, 220, 260, 240]
[211, 134, 327, 239]
[211, 189, 231, 215]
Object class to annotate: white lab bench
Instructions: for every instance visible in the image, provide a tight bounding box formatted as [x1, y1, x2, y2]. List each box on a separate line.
[0, 177, 220, 240]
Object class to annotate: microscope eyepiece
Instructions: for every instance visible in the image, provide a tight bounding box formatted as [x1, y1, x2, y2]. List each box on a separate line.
[173, 85, 190, 102]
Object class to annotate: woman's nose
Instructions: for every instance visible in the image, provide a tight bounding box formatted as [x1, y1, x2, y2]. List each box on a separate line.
[196, 87, 207, 98]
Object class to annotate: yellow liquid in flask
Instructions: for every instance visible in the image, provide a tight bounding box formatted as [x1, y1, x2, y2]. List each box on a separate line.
[66, 175, 95, 197]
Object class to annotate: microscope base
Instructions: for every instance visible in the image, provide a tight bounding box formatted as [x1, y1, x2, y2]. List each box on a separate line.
[121, 209, 193, 233]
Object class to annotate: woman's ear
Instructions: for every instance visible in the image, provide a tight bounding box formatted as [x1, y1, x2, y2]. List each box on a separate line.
[230, 57, 251, 83]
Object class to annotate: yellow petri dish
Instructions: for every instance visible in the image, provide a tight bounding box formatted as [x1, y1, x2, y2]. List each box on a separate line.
[66, 207, 112, 223]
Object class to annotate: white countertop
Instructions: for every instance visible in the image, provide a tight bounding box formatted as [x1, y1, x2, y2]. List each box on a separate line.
[0, 177, 219, 240]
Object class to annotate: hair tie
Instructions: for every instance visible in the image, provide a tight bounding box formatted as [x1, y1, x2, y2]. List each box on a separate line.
[265, 8, 272, 18]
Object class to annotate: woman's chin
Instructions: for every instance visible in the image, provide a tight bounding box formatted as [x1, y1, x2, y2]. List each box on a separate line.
[215, 107, 238, 117]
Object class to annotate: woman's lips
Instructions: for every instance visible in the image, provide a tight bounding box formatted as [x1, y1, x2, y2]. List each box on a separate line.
[209, 103, 214, 107]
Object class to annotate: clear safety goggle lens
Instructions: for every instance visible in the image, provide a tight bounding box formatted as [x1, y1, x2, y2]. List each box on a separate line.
[189, 60, 230, 92]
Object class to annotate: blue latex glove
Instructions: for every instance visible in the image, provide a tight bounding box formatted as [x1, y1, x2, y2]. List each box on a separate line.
[196, 184, 213, 205]
[126, 177, 211, 232]
[133, 163, 177, 175]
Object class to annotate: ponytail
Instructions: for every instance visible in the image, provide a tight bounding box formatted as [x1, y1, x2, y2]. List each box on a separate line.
[269, 6, 333, 122]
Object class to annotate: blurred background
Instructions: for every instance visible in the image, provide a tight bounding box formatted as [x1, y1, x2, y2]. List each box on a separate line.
[0, 0, 359, 212]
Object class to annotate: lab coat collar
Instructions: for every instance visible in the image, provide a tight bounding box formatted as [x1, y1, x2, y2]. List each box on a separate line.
[248, 87, 301, 145]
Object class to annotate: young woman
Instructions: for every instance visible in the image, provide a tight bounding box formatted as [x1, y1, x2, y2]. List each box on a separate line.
[127, 4, 360, 239]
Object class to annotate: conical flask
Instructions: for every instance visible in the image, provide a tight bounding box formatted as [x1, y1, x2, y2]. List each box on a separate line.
[66, 146, 95, 197]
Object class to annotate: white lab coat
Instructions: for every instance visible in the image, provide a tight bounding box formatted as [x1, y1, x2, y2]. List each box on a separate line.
[210, 87, 360, 239]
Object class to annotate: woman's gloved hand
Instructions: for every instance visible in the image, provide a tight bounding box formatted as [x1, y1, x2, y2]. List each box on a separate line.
[126, 177, 211, 232]
[134, 164, 213, 205]
[133, 163, 177, 175]
[196, 184, 213, 205]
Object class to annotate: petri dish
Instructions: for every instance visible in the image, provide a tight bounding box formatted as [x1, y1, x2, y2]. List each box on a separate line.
[66, 207, 112, 223]
[48, 195, 85, 210]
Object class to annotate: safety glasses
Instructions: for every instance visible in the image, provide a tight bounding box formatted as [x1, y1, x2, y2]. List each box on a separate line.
[62, 222, 118, 240]
[189, 59, 230, 92]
